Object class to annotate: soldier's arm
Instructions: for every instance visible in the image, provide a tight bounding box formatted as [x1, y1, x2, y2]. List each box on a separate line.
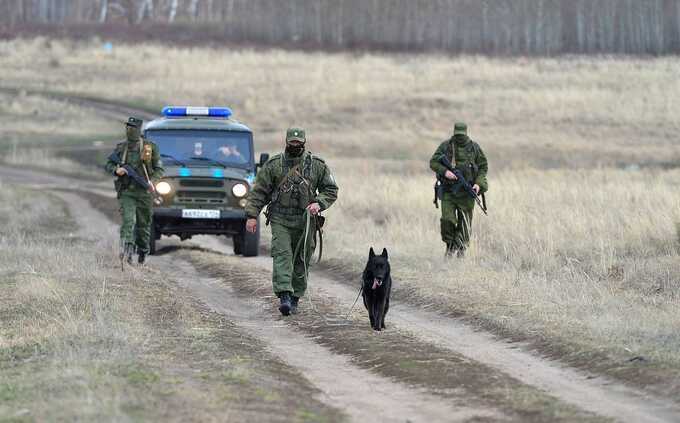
[244, 161, 275, 218]
[429, 141, 448, 176]
[314, 161, 338, 211]
[474, 145, 489, 193]
[104, 146, 121, 175]
[150, 143, 164, 182]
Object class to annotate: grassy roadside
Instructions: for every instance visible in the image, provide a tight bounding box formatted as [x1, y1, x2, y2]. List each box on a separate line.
[0, 184, 344, 422]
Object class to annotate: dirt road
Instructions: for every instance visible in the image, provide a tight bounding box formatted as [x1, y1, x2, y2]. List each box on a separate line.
[3, 164, 680, 422]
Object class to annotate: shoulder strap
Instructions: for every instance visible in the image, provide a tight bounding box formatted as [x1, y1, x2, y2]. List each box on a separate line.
[446, 139, 456, 166]
[121, 143, 129, 164]
[303, 152, 313, 179]
[276, 162, 301, 191]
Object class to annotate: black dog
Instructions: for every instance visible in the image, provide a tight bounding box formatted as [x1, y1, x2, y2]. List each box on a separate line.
[362, 247, 392, 331]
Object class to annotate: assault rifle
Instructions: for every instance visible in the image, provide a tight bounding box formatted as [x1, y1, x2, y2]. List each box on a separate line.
[108, 152, 162, 205]
[436, 156, 487, 215]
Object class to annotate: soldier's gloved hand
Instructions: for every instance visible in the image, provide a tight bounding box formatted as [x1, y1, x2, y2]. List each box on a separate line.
[115, 167, 128, 176]
[444, 170, 457, 181]
[472, 184, 480, 195]
[246, 218, 257, 233]
[306, 202, 321, 216]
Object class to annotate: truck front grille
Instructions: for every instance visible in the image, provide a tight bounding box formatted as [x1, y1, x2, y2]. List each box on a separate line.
[176, 190, 227, 204]
[179, 179, 224, 188]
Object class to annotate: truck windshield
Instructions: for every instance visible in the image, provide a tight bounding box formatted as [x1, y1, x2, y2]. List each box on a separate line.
[145, 130, 252, 168]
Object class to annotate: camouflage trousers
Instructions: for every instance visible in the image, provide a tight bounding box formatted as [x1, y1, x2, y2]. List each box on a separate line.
[440, 193, 474, 250]
[270, 221, 316, 297]
[119, 189, 153, 254]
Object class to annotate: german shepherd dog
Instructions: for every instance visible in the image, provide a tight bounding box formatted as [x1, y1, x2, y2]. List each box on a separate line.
[362, 247, 392, 331]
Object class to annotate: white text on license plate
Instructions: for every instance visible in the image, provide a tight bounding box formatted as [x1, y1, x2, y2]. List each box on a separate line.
[182, 209, 220, 219]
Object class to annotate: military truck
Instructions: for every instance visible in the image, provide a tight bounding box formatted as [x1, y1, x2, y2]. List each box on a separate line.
[143, 106, 268, 256]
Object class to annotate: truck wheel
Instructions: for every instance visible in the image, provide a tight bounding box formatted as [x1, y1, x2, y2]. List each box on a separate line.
[232, 234, 243, 255]
[149, 224, 157, 255]
[242, 218, 260, 257]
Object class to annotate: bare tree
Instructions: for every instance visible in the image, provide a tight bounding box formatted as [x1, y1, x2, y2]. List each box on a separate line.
[99, 0, 108, 23]
[189, 0, 199, 21]
[168, 0, 178, 22]
[136, 0, 153, 23]
[2, 0, 680, 55]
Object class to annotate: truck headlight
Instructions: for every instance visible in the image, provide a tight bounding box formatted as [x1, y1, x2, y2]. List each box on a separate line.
[156, 181, 172, 195]
[232, 183, 248, 198]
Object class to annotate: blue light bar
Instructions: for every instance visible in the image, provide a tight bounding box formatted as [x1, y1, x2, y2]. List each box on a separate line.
[179, 168, 192, 177]
[162, 106, 232, 118]
[212, 168, 224, 178]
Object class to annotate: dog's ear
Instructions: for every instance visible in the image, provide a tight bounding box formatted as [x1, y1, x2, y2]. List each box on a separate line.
[369, 247, 375, 258]
[381, 248, 388, 258]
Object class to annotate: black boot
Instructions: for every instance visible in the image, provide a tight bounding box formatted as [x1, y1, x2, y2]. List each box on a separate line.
[138, 251, 146, 265]
[278, 292, 292, 316]
[290, 296, 300, 314]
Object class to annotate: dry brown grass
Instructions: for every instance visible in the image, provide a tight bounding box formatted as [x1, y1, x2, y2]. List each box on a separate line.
[0, 185, 340, 421]
[0, 90, 117, 174]
[3, 38, 680, 167]
[319, 163, 680, 366]
[2, 38, 680, 388]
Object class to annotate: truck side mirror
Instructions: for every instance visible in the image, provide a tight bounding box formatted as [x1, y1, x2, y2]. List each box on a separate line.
[258, 153, 270, 168]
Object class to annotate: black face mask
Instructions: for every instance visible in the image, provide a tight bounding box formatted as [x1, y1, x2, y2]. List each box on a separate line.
[453, 134, 468, 144]
[285, 144, 305, 157]
[126, 126, 141, 142]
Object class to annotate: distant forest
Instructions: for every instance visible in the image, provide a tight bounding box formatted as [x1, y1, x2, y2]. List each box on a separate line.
[2, 0, 680, 55]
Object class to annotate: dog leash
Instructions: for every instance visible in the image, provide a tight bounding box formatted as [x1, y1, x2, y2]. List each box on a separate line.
[345, 285, 363, 320]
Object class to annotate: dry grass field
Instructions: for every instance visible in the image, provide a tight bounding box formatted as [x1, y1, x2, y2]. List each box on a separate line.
[2, 37, 680, 393]
[0, 185, 342, 421]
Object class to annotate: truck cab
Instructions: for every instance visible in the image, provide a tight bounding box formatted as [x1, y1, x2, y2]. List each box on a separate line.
[143, 106, 268, 256]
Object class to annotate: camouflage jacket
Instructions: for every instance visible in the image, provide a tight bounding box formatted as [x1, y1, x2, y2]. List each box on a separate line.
[105, 138, 164, 194]
[429, 136, 488, 196]
[245, 151, 338, 228]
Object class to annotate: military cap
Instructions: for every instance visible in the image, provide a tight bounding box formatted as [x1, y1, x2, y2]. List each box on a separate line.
[286, 127, 306, 142]
[453, 122, 467, 136]
[125, 117, 144, 128]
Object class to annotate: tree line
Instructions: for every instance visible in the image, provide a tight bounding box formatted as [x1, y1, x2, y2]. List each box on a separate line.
[2, 0, 680, 55]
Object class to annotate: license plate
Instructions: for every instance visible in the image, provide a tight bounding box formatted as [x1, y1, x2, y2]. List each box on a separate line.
[182, 209, 220, 219]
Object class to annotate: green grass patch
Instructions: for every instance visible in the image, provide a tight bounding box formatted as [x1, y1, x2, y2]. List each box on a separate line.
[119, 365, 161, 386]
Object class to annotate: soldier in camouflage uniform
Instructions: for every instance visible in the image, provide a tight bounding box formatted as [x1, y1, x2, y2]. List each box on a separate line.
[105, 117, 164, 265]
[245, 127, 338, 316]
[430, 122, 488, 257]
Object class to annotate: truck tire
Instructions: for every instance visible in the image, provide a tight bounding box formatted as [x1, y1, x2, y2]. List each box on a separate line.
[149, 223, 158, 255]
[242, 222, 260, 257]
[233, 219, 260, 256]
[232, 234, 243, 255]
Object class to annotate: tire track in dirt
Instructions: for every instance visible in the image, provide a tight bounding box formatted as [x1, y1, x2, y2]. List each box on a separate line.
[46, 185, 499, 422]
[192, 235, 680, 423]
[160, 256, 499, 423]
[45, 191, 347, 422]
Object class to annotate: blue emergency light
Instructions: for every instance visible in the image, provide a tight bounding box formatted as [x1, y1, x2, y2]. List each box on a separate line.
[162, 106, 232, 118]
